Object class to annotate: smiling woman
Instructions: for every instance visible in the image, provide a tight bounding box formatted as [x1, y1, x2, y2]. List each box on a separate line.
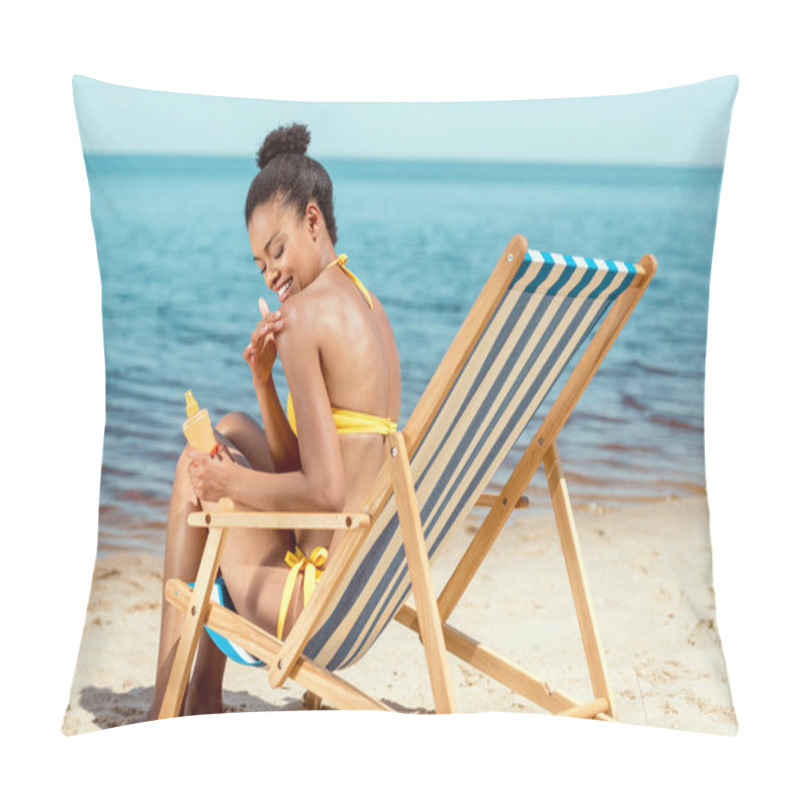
[148, 123, 401, 719]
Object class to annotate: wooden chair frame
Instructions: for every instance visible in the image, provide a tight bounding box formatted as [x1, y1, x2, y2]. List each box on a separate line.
[159, 235, 656, 719]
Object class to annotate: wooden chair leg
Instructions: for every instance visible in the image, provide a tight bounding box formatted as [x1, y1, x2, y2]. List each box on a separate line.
[158, 499, 233, 719]
[388, 433, 456, 714]
[543, 444, 614, 718]
[436, 262, 654, 625]
[302, 690, 324, 710]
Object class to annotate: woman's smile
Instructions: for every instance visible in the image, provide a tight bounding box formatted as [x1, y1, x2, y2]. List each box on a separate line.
[276, 275, 294, 302]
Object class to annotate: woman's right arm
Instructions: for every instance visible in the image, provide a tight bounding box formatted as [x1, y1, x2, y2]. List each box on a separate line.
[244, 307, 300, 471]
[253, 376, 300, 471]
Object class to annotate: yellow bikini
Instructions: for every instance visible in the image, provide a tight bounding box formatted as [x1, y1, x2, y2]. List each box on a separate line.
[277, 255, 396, 640]
[286, 395, 397, 437]
[277, 545, 328, 640]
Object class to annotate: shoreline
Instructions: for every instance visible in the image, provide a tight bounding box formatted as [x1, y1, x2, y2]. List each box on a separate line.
[64, 494, 736, 735]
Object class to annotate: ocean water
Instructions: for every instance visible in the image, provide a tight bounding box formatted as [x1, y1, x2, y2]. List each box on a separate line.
[83, 155, 724, 555]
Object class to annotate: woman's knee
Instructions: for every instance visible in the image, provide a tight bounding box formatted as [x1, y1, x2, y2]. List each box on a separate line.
[216, 411, 257, 442]
[215, 411, 274, 473]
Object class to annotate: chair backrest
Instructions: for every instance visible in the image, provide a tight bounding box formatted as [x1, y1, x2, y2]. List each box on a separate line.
[304, 245, 644, 670]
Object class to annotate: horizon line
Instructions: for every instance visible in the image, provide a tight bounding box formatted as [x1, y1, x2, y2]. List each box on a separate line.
[80, 152, 726, 171]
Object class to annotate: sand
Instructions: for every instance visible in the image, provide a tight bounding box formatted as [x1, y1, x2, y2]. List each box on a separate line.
[61, 495, 736, 736]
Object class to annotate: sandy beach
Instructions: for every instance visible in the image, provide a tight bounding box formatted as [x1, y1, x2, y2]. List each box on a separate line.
[62, 494, 736, 736]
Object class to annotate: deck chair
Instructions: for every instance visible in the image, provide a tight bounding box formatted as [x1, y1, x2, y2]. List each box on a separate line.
[159, 234, 656, 719]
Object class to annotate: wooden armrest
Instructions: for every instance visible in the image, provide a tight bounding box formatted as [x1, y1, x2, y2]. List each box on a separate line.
[474, 493, 530, 509]
[187, 510, 371, 531]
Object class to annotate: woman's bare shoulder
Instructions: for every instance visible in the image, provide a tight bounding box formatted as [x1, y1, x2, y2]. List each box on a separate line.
[276, 285, 340, 344]
[279, 271, 394, 351]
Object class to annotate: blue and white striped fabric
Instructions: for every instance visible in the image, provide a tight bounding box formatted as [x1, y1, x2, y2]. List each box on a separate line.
[190, 578, 264, 666]
[301, 251, 641, 671]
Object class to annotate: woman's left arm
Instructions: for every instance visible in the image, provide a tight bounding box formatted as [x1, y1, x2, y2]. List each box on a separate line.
[188, 299, 345, 512]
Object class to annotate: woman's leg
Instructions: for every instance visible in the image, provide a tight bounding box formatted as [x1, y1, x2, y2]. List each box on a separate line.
[148, 411, 293, 720]
[215, 560, 307, 640]
[184, 412, 295, 713]
[147, 444, 209, 719]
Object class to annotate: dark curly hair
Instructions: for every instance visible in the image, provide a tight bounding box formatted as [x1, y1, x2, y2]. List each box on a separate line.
[244, 123, 338, 245]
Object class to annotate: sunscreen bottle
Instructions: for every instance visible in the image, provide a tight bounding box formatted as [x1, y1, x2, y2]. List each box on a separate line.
[183, 390, 217, 453]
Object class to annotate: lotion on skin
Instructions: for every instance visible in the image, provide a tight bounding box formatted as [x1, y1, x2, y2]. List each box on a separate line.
[182, 390, 217, 452]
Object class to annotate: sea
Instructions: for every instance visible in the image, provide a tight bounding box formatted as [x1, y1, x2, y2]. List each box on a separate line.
[82, 155, 724, 555]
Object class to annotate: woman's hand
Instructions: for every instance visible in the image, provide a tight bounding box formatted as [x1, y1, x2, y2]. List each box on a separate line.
[186, 444, 238, 503]
[243, 297, 284, 384]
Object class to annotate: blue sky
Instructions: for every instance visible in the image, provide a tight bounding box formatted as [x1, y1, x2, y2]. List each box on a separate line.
[73, 75, 737, 167]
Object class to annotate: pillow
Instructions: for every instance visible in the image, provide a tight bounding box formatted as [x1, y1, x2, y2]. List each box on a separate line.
[63, 74, 738, 735]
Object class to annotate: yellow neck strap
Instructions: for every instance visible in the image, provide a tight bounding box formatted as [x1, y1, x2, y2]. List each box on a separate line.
[325, 253, 373, 309]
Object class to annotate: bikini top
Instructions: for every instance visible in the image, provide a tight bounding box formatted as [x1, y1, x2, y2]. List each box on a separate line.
[286, 254, 398, 437]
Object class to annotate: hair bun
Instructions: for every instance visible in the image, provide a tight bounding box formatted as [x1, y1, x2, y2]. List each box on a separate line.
[257, 123, 310, 170]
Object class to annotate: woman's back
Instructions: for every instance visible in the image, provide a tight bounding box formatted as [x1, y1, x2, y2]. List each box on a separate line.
[279, 260, 401, 545]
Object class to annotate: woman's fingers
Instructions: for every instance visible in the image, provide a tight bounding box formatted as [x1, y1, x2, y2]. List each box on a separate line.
[186, 446, 208, 471]
[217, 442, 234, 462]
[258, 312, 283, 338]
[258, 331, 275, 354]
[244, 305, 283, 379]
[186, 448, 210, 495]
[249, 313, 282, 347]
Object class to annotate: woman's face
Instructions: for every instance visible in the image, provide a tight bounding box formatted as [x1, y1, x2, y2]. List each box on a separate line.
[248, 199, 322, 304]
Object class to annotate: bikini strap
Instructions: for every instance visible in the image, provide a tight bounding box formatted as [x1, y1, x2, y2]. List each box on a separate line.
[325, 253, 373, 310]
